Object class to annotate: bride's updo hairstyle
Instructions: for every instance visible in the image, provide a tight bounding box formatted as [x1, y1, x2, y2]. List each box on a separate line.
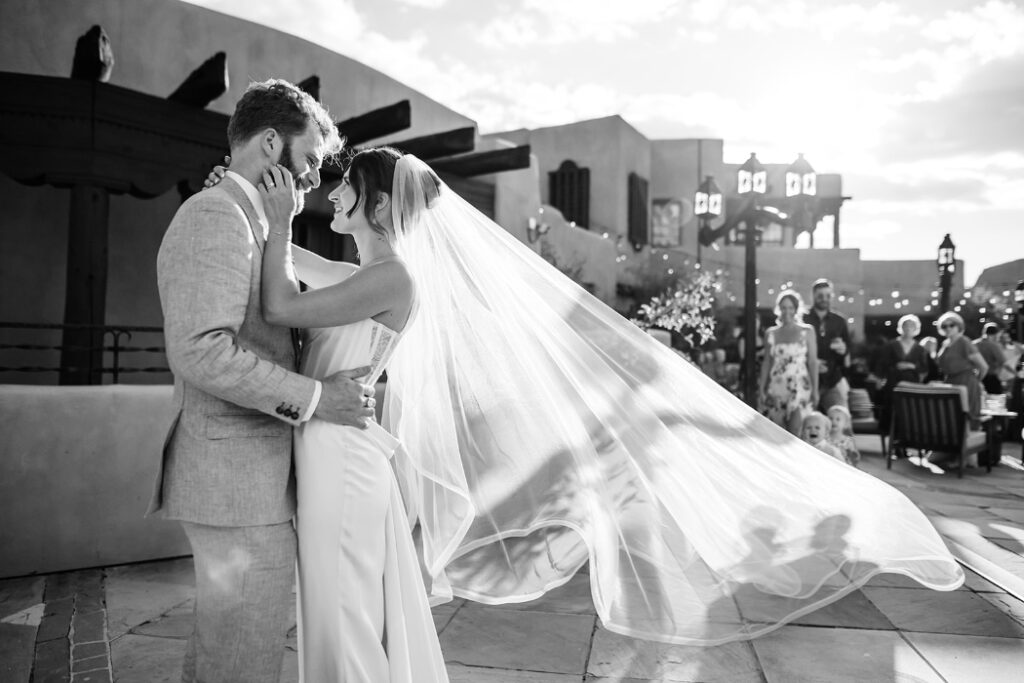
[345, 146, 441, 240]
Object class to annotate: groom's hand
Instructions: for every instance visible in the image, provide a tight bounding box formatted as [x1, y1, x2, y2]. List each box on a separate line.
[315, 367, 376, 428]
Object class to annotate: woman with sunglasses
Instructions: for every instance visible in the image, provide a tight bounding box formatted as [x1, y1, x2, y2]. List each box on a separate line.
[935, 311, 988, 428]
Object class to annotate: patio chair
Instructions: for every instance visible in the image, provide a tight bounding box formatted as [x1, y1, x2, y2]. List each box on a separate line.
[849, 387, 886, 455]
[887, 382, 989, 478]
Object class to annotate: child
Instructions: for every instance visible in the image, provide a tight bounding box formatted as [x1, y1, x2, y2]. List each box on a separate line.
[801, 411, 845, 462]
[826, 405, 861, 467]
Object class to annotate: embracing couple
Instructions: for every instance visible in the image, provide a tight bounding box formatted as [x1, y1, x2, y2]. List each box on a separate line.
[151, 80, 444, 682]
[152, 78, 965, 683]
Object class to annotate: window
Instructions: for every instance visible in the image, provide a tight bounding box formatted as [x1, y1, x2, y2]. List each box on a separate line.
[628, 172, 649, 248]
[651, 198, 683, 247]
[548, 160, 590, 228]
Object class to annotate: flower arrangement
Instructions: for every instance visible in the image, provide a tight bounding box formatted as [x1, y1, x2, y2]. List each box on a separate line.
[632, 270, 722, 352]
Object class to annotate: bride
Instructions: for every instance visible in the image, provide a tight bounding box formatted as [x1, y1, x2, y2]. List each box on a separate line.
[215, 146, 963, 680]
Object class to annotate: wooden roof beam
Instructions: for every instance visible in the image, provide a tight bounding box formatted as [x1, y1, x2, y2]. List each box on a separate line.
[71, 25, 114, 82]
[168, 52, 228, 108]
[432, 145, 532, 177]
[336, 100, 411, 146]
[388, 126, 476, 160]
[298, 75, 320, 102]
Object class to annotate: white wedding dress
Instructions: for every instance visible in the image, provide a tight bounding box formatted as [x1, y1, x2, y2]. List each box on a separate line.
[294, 314, 448, 683]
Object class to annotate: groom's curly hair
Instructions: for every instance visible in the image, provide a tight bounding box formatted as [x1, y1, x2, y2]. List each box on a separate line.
[227, 79, 343, 156]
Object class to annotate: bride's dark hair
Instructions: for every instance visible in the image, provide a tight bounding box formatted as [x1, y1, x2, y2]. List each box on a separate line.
[345, 146, 440, 239]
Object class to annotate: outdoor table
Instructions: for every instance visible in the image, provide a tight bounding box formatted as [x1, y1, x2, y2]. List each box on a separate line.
[981, 409, 1020, 466]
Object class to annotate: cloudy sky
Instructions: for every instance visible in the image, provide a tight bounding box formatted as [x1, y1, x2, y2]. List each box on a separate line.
[184, 0, 1023, 286]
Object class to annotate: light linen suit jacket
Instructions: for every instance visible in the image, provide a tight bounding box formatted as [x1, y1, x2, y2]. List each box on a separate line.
[151, 176, 316, 526]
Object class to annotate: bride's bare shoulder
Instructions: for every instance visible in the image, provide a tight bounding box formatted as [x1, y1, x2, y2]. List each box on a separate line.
[360, 258, 413, 293]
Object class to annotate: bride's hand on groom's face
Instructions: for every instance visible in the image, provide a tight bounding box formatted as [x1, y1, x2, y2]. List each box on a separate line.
[259, 165, 297, 233]
[203, 155, 230, 188]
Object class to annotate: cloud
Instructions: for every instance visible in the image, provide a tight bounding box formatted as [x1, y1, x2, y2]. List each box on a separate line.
[877, 53, 1024, 163]
[180, 0, 490, 118]
[864, 0, 1024, 101]
[476, 0, 680, 45]
[845, 173, 990, 206]
[184, 0, 367, 47]
[395, 0, 450, 7]
[690, 1, 921, 37]
[921, 0, 1024, 63]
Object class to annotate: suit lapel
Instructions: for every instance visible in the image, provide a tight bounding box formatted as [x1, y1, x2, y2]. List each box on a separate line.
[219, 177, 305, 362]
[220, 176, 266, 255]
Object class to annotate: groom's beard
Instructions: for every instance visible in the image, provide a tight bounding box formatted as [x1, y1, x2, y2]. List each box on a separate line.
[279, 139, 306, 214]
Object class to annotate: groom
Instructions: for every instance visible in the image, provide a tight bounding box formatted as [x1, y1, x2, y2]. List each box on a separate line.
[152, 79, 372, 683]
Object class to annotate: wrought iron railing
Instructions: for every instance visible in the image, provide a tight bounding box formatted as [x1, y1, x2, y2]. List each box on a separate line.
[0, 322, 169, 383]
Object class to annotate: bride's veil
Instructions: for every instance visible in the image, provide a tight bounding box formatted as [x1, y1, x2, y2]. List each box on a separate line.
[382, 154, 962, 645]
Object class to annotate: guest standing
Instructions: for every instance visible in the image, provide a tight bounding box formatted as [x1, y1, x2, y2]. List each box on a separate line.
[936, 311, 988, 424]
[760, 290, 818, 435]
[875, 314, 929, 433]
[973, 323, 1009, 394]
[804, 278, 850, 412]
[998, 329, 1022, 390]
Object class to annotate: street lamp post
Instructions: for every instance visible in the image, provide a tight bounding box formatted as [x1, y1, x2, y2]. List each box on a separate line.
[937, 234, 956, 313]
[738, 153, 767, 407]
[694, 175, 722, 266]
[786, 153, 817, 243]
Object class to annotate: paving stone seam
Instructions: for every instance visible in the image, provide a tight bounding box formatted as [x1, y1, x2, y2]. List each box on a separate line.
[579, 614, 599, 678]
[445, 658, 577, 676]
[895, 629, 951, 683]
[435, 599, 466, 635]
[978, 593, 1024, 629]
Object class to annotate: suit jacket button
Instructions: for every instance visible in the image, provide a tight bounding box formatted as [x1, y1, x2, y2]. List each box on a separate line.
[289, 410, 299, 420]
[275, 406, 284, 415]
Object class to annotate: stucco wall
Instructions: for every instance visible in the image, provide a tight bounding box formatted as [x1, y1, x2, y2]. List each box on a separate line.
[536, 205, 617, 304]
[525, 116, 650, 236]
[477, 133, 543, 246]
[0, 385, 186, 578]
[650, 139, 725, 255]
[0, 382, 389, 578]
[862, 259, 965, 316]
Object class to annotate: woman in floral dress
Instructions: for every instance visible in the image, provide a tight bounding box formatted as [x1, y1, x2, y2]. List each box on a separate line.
[760, 290, 819, 434]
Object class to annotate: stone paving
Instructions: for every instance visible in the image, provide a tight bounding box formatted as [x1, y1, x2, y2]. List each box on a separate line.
[2, 437, 1024, 682]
